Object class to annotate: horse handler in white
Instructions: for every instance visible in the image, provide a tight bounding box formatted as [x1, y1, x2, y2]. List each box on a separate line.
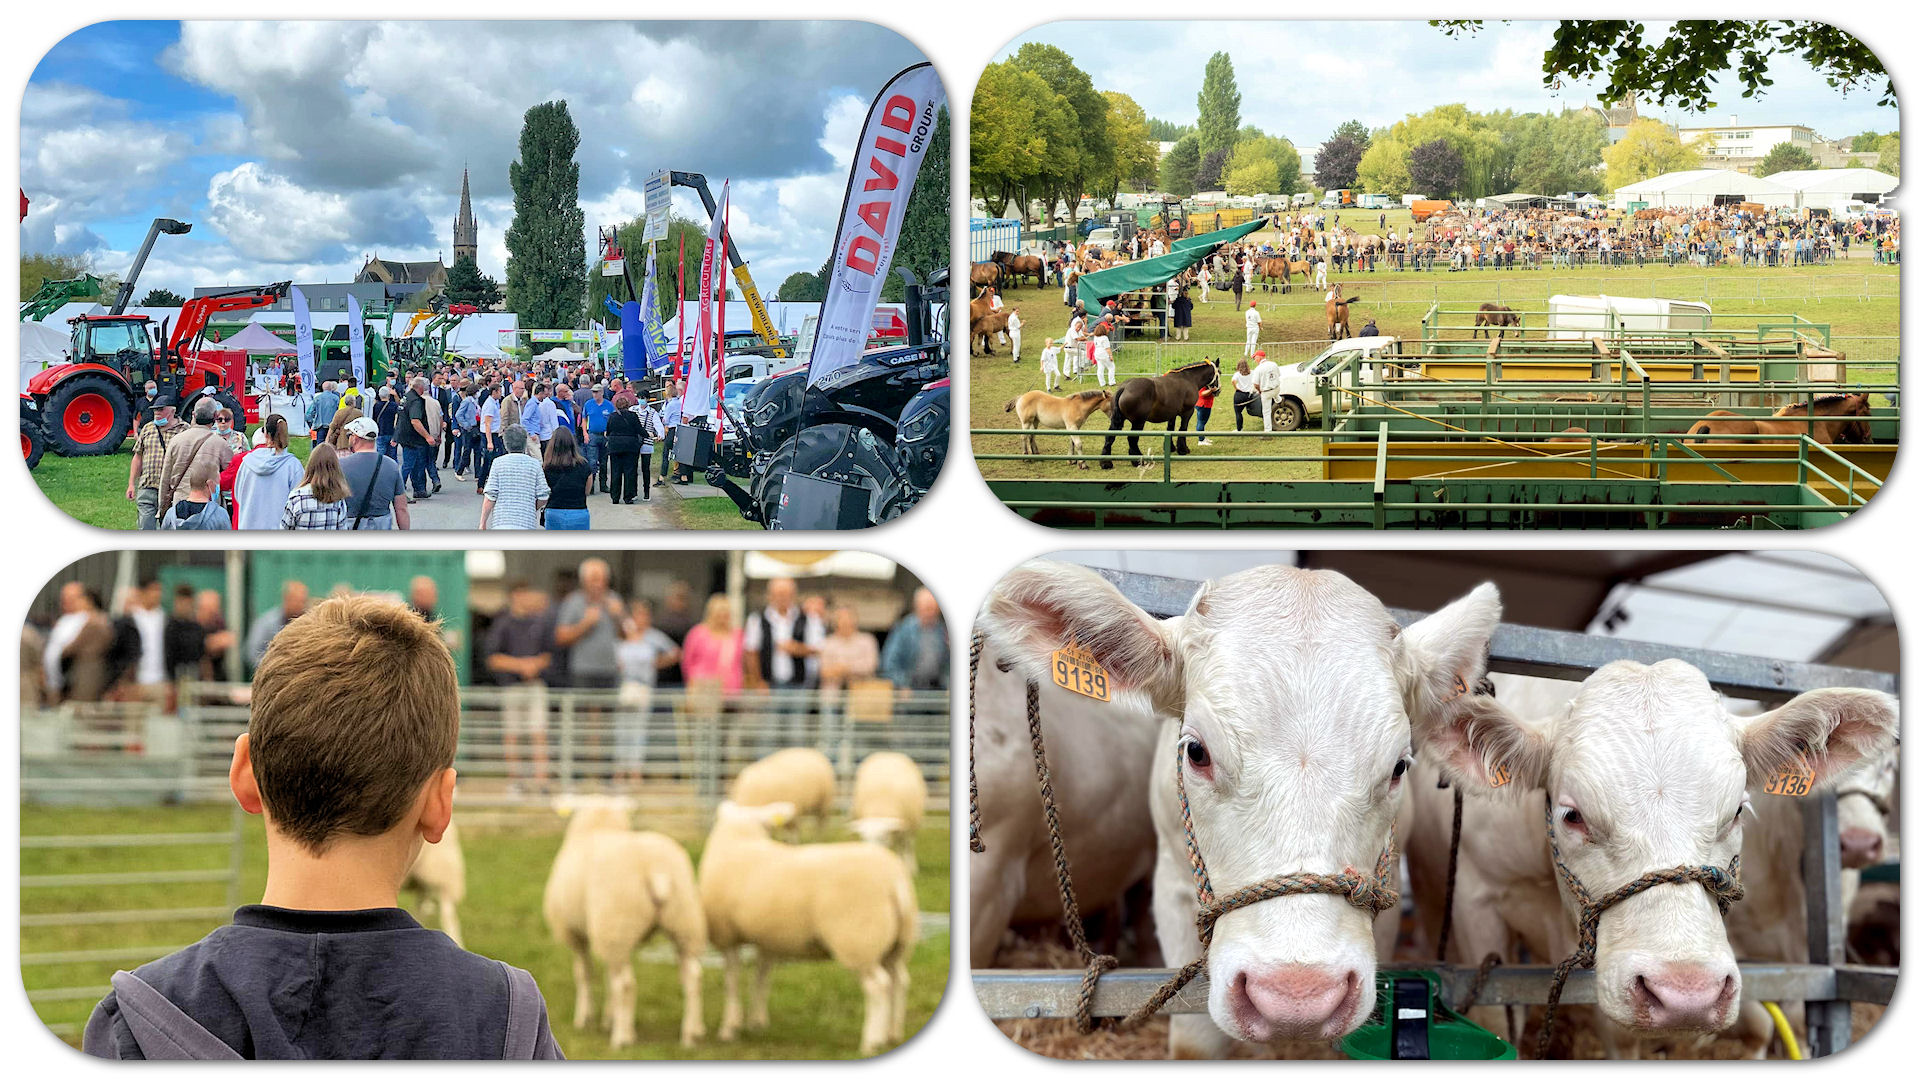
[1249, 350, 1285, 431]
[1091, 326, 1116, 387]
[1040, 338, 1062, 391]
[1006, 309, 1023, 363]
[1243, 302, 1262, 358]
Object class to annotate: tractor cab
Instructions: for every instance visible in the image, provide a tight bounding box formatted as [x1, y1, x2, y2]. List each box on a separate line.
[69, 315, 157, 384]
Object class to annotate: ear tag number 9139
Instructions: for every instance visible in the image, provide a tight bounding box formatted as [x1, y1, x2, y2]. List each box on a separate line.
[1051, 641, 1110, 702]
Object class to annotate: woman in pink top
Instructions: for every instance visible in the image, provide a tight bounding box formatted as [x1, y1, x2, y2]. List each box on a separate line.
[680, 593, 744, 694]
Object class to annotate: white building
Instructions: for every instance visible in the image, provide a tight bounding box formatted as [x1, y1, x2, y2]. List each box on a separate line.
[1680, 122, 1814, 162]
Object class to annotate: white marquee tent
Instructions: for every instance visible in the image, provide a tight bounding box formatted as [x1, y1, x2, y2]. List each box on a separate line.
[1761, 168, 1899, 211]
[1609, 169, 1795, 209]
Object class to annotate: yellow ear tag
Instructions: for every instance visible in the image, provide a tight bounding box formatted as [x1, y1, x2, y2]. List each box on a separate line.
[1487, 762, 1512, 788]
[1051, 641, 1110, 702]
[1763, 754, 1816, 797]
[1447, 674, 1470, 701]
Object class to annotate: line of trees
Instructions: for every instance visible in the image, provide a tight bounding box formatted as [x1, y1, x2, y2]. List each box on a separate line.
[1346, 105, 1611, 201]
[970, 43, 1158, 221]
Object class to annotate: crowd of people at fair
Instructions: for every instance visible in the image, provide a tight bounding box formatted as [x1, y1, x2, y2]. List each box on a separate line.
[126, 356, 699, 531]
[24, 560, 951, 794]
[1224, 204, 1900, 274]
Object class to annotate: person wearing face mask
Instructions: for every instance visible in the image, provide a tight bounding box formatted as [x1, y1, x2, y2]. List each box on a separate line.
[214, 408, 247, 455]
[137, 381, 163, 431]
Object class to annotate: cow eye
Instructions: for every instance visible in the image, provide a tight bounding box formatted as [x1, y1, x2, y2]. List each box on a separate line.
[1185, 738, 1211, 770]
[1391, 758, 1409, 780]
[1560, 807, 1585, 829]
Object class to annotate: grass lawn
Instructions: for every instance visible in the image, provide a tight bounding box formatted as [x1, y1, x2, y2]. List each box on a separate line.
[971, 259, 1899, 485]
[670, 492, 759, 531]
[22, 803, 951, 1059]
[28, 423, 311, 531]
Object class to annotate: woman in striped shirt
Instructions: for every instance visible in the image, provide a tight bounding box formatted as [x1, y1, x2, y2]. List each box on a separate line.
[280, 443, 353, 530]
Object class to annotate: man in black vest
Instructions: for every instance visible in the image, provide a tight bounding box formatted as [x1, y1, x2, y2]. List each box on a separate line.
[742, 576, 825, 754]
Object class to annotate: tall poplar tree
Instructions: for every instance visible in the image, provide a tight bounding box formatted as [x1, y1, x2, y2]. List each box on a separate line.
[1195, 52, 1242, 160]
[504, 100, 587, 330]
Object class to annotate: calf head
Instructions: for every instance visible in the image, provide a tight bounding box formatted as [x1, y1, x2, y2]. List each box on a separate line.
[980, 560, 1500, 1042]
[1418, 659, 1897, 1035]
[1835, 750, 1897, 868]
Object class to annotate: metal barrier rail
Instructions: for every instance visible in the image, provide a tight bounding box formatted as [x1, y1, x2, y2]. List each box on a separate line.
[971, 425, 1886, 515]
[27, 685, 954, 821]
[972, 963, 1898, 1021]
[20, 809, 248, 1036]
[970, 567, 1894, 1054]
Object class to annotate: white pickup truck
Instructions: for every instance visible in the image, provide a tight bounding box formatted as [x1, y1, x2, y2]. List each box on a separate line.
[1250, 335, 1400, 430]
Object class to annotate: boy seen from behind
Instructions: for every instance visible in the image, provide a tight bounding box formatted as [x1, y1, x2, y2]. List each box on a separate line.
[83, 594, 563, 1059]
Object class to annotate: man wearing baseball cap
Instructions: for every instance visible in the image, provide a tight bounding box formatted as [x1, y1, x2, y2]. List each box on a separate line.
[339, 415, 410, 530]
[127, 394, 184, 530]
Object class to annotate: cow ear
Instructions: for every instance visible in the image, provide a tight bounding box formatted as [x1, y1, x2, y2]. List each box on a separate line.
[1415, 694, 1553, 793]
[1395, 582, 1502, 727]
[1739, 689, 1898, 792]
[977, 560, 1184, 715]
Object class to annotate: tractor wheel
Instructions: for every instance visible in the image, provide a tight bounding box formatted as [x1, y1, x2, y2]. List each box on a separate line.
[22, 411, 46, 470]
[182, 386, 245, 430]
[43, 374, 133, 456]
[1273, 398, 1306, 432]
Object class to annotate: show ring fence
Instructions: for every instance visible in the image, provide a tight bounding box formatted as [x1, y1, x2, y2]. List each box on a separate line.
[970, 568, 1896, 1057]
[23, 684, 952, 1036]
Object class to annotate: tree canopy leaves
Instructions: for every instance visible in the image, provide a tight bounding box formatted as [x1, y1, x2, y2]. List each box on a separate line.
[1602, 118, 1702, 189]
[1436, 20, 1893, 109]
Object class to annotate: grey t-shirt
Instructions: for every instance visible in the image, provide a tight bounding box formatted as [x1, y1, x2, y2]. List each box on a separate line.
[557, 591, 621, 677]
[340, 451, 403, 528]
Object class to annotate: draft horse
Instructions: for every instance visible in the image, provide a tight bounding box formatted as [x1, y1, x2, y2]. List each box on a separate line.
[1099, 360, 1221, 469]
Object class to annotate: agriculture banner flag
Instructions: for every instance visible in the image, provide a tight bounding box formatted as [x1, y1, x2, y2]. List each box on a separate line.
[808, 62, 944, 386]
[290, 286, 315, 389]
[346, 294, 367, 385]
[639, 244, 673, 375]
[684, 181, 728, 419]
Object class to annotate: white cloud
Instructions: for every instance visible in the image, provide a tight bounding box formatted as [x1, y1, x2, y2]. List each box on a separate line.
[205, 163, 358, 262]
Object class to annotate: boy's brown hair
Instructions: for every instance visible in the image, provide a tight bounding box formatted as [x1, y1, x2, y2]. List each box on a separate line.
[249, 593, 460, 851]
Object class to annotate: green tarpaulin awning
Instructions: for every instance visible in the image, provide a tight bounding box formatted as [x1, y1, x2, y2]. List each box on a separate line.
[1078, 218, 1269, 303]
[1172, 216, 1269, 250]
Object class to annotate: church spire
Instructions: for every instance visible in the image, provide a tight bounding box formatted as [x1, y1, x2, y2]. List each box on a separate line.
[453, 166, 478, 265]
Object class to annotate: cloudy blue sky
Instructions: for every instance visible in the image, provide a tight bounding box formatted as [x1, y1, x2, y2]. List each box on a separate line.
[997, 21, 1898, 154]
[22, 21, 933, 298]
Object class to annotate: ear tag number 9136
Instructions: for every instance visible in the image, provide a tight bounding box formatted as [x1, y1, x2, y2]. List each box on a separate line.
[1051, 642, 1110, 702]
[1764, 754, 1816, 797]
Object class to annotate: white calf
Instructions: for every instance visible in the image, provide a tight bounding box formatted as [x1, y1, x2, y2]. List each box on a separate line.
[1412, 665, 1896, 1054]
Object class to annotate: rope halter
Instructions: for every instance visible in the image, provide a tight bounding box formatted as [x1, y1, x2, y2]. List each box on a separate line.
[1120, 742, 1402, 1030]
[1535, 796, 1745, 1059]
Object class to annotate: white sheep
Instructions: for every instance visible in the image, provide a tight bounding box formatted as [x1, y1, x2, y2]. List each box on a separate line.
[542, 795, 708, 1048]
[849, 751, 928, 877]
[699, 801, 919, 1056]
[730, 747, 836, 834]
[403, 819, 466, 947]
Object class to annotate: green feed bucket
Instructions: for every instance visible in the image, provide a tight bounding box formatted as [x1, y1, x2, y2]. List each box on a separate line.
[1341, 971, 1516, 1060]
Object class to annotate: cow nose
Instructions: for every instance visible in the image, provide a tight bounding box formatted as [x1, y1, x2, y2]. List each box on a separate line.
[1839, 827, 1884, 868]
[1630, 963, 1738, 1031]
[1231, 964, 1361, 1041]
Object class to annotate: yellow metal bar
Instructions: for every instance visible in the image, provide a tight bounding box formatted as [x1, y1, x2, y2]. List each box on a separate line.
[731, 264, 788, 358]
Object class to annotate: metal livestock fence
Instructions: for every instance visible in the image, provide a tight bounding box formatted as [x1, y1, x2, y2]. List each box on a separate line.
[23, 683, 953, 833]
[21, 806, 248, 1039]
[971, 569, 1897, 1057]
[970, 217, 1023, 265]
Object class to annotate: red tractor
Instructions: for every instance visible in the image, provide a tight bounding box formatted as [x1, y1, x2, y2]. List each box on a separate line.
[22, 280, 290, 462]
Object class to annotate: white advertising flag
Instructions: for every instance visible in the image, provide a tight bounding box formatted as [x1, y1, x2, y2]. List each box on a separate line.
[808, 63, 944, 386]
[642, 169, 672, 243]
[291, 286, 315, 390]
[346, 293, 367, 385]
